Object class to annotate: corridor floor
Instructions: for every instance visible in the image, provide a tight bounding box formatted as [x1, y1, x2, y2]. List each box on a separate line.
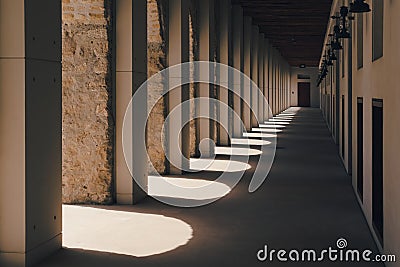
[38, 107, 384, 267]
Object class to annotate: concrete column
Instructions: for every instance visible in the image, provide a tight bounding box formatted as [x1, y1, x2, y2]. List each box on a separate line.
[217, 0, 231, 146]
[280, 61, 283, 112]
[279, 63, 282, 112]
[232, 5, 243, 137]
[283, 65, 285, 110]
[286, 66, 290, 109]
[263, 39, 270, 121]
[285, 66, 288, 109]
[282, 64, 284, 111]
[284, 64, 287, 109]
[116, 0, 147, 204]
[280, 67, 282, 112]
[167, 0, 190, 173]
[271, 48, 277, 115]
[274, 50, 280, 115]
[277, 62, 279, 113]
[283, 66, 286, 110]
[268, 44, 274, 118]
[279, 55, 282, 113]
[242, 17, 252, 131]
[272, 49, 276, 115]
[258, 33, 265, 123]
[251, 26, 259, 127]
[288, 66, 291, 108]
[198, 0, 215, 157]
[0, 1, 62, 266]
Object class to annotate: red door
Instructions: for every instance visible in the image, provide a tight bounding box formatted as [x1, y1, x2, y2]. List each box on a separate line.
[298, 82, 311, 107]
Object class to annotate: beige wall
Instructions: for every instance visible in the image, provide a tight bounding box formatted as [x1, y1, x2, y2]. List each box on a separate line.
[352, 0, 400, 261]
[320, 0, 352, 174]
[321, 0, 400, 264]
[290, 67, 320, 108]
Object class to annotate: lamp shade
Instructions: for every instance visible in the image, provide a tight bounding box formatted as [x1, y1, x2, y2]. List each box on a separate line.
[350, 0, 371, 13]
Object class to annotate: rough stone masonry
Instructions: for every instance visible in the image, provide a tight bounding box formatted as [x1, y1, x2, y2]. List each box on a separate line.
[62, 0, 199, 203]
[62, 0, 114, 204]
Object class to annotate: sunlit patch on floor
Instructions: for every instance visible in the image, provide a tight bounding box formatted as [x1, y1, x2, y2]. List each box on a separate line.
[252, 128, 283, 133]
[231, 138, 272, 146]
[259, 124, 286, 129]
[276, 113, 296, 116]
[269, 118, 292, 122]
[275, 115, 295, 118]
[270, 119, 292, 123]
[214, 146, 262, 156]
[62, 205, 193, 257]
[149, 176, 232, 200]
[243, 132, 278, 138]
[190, 158, 252, 172]
[264, 120, 290, 125]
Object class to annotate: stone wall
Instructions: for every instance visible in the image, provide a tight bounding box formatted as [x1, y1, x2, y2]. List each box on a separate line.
[62, 0, 114, 204]
[212, 5, 218, 142]
[147, 0, 168, 174]
[147, 0, 199, 172]
[189, 2, 198, 157]
[61, 0, 200, 203]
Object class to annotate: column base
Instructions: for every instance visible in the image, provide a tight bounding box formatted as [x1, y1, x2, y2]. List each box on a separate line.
[0, 234, 61, 267]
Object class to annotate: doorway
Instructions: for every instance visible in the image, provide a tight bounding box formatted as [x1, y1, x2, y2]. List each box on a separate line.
[372, 99, 384, 245]
[357, 97, 363, 201]
[298, 82, 311, 107]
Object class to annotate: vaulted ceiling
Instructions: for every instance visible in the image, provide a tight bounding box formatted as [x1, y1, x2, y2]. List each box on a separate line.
[234, 0, 333, 67]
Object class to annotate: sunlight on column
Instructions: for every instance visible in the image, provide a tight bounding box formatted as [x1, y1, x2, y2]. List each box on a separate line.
[214, 146, 262, 156]
[63, 205, 193, 257]
[149, 176, 232, 200]
[231, 138, 272, 146]
[190, 158, 251, 172]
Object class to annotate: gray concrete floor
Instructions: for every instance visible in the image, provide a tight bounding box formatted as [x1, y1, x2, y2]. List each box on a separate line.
[37, 108, 384, 267]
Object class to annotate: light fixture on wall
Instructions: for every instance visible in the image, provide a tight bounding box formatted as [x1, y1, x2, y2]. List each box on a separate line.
[328, 49, 337, 61]
[317, 62, 328, 87]
[319, 3, 360, 86]
[329, 33, 343, 51]
[320, 63, 328, 78]
[325, 44, 337, 62]
[349, 0, 371, 13]
[324, 52, 333, 66]
[332, 6, 354, 39]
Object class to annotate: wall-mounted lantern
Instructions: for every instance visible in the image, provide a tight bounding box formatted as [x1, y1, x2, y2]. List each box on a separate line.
[332, 6, 354, 39]
[349, 0, 371, 13]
